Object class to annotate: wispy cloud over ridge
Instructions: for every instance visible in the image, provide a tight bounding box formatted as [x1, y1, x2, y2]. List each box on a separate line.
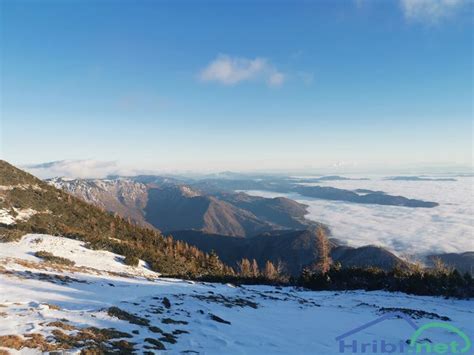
[198, 54, 285, 87]
[23, 160, 157, 179]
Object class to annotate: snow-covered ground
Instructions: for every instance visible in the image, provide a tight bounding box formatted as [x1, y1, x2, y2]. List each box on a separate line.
[0, 234, 472, 354]
[243, 176, 474, 257]
[0, 208, 39, 226]
[0, 234, 158, 278]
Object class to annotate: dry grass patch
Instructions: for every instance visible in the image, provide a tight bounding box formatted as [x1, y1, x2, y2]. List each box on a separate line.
[45, 303, 61, 310]
[144, 337, 166, 350]
[52, 327, 134, 352]
[11, 256, 142, 279]
[47, 321, 77, 331]
[0, 327, 134, 353]
[13, 259, 50, 271]
[79, 347, 104, 355]
[34, 251, 75, 266]
[0, 334, 62, 352]
[0, 262, 88, 285]
[162, 317, 188, 325]
[0, 228, 26, 243]
[0, 335, 22, 350]
[0, 266, 11, 275]
[107, 307, 150, 326]
[23, 333, 61, 351]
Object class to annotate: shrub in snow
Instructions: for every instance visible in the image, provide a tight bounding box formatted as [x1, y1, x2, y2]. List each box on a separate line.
[34, 251, 75, 266]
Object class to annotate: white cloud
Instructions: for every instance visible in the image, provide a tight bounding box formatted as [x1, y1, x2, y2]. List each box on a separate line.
[400, 0, 467, 23]
[198, 54, 285, 87]
[267, 72, 285, 87]
[23, 160, 155, 179]
[245, 176, 474, 257]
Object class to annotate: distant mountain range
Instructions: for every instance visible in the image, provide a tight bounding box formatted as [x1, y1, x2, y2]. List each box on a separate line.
[189, 176, 439, 208]
[293, 175, 370, 183]
[48, 173, 474, 275]
[48, 177, 319, 237]
[45, 175, 412, 274]
[386, 176, 457, 182]
[2, 161, 471, 275]
[293, 185, 438, 208]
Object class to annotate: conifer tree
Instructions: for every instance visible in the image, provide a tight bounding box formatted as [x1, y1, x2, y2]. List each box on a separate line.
[206, 250, 223, 275]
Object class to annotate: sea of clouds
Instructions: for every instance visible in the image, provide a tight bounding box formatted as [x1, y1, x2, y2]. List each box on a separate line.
[22, 160, 158, 179]
[245, 175, 474, 258]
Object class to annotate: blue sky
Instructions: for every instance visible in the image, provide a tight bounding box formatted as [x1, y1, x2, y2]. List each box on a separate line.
[1, 0, 473, 174]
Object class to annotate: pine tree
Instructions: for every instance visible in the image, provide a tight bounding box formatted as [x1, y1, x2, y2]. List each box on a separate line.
[300, 267, 313, 284]
[206, 250, 223, 275]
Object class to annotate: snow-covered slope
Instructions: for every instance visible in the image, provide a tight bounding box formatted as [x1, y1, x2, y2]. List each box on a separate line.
[0, 234, 157, 278]
[0, 234, 472, 354]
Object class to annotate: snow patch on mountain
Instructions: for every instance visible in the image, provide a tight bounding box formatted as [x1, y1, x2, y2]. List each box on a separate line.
[0, 208, 39, 226]
[0, 209, 15, 226]
[0, 184, 44, 191]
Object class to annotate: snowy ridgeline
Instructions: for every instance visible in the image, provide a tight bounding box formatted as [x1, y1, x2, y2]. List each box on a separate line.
[0, 234, 473, 354]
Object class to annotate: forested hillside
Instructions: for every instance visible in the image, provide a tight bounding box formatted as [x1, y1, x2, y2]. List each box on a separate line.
[0, 160, 229, 276]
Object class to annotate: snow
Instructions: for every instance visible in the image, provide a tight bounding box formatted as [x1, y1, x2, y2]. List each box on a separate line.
[0, 209, 16, 226]
[0, 208, 40, 226]
[0, 184, 43, 191]
[0, 234, 158, 278]
[0, 234, 473, 354]
[13, 208, 38, 222]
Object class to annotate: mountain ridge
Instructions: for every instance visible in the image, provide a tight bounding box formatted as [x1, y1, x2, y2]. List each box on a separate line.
[47, 177, 319, 237]
[169, 229, 407, 275]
